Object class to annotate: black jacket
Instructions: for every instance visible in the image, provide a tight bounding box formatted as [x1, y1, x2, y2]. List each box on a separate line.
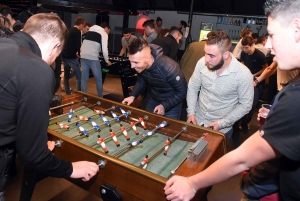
[130, 44, 187, 112]
[151, 35, 179, 61]
[0, 32, 72, 178]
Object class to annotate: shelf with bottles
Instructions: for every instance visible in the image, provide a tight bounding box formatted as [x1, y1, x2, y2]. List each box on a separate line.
[216, 16, 242, 26]
[215, 28, 241, 41]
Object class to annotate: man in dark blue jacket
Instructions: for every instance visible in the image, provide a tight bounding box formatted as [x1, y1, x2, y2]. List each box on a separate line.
[122, 38, 187, 119]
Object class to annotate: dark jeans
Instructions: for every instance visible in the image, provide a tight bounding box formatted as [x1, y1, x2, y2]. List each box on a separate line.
[0, 144, 15, 201]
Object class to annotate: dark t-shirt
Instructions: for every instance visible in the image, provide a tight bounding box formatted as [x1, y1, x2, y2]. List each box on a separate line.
[62, 27, 82, 59]
[240, 49, 266, 74]
[261, 79, 300, 200]
[151, 35, 179, 61]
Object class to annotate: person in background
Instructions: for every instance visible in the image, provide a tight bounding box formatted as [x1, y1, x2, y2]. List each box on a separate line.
[119, 28, 137, 57]
[156, 28, 169, 39]
[164, 1, 300, 200]
[178, 20, 187, 63]
[232, 29, 252, 60]
[142, 19, 157, 43]
[154, 17, 163, 35]
[61, 16, 85, 95]
[0, 16, 13, 37]
[81, 21, 91, 41]
[0, 5, 24, 32]
[151, 27, 182, 61]
[255, 36, 271, 57]
[81, 22, 112, 97]
[122, 38, 187, 119]
[252, 33, 259, 44]
[0, 13, 99, 201]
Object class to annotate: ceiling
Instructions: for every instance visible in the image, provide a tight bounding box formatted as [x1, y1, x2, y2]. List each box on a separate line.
[37, 0, 267, 16]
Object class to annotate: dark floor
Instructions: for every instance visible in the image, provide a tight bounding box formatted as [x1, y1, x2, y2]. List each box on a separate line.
[4, 75, 260, 201]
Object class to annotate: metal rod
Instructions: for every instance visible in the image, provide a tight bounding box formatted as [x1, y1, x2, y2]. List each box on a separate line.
[169, 157, 187, 176]
[50, 101, 74, 110]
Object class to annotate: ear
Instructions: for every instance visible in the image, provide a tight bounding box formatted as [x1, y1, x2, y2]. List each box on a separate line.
[223, 51, 230, 60]
[291, 18, 300, 43]
[49, 42, 61, 56]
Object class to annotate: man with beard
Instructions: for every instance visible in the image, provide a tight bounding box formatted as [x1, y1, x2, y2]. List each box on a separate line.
[186, 31, 253, 140]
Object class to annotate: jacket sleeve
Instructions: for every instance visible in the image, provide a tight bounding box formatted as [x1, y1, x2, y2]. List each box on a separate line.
[15, 57, 72, 178]
[160, 62, 187, 111]
[129, 74, 147, 99]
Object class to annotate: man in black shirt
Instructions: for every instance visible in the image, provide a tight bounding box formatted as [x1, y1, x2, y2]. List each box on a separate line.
[164, 1, 300, 200]
[62, 16, 85, 95]
[0, 13, 98, 201]
[151, 27, 182, 61]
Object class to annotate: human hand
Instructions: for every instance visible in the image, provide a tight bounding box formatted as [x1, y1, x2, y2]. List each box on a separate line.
[122, 96, 134, 105]
[253, 81, 257, 87]
[71, 161, 99, 182]
[187, 115, 197, 124]
[153, 104, 165, 115]
[106, 61, 112, 66]
[164, 176, 196, 201]
[257, 107, 270, 122]
[47, 141, 55, 151]
[207, 121, 220, 131]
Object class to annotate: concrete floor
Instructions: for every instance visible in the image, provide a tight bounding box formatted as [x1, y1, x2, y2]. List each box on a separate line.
[4, 75, 260, 201]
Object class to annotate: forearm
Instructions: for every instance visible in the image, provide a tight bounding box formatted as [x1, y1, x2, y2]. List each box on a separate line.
[253, 69, 264, 77]
[257, 62, 278, 82]
[119, 47, 126, 56]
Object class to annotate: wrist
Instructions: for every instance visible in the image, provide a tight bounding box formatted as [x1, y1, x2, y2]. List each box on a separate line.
[254, 77, 259, 84]
[187, 177, 197, 194]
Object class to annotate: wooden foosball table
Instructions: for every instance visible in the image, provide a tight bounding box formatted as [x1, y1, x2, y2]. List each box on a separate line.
[20, 91, 227, 201]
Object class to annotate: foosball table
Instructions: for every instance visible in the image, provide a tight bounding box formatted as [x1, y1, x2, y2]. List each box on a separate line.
[20, 91, 227, 201]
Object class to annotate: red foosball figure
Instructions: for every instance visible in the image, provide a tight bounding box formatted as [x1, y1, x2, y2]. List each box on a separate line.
[56, 122, 69, 129]
[130, 122, 139, 135]
[110, 129, 120, 147]
[164, 138, 171, 155]
[138, 117, 147, 129]
[97, 135, 108, 153]
[94, 109, 104, 115]
[120, 124, 130, 140]
[76, 115, 89, 121]
[141, 155, 149, 169]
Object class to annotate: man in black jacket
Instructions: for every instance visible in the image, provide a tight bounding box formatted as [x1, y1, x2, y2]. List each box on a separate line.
[151, 27, 182, 61]
[0, 13, 98, 201]
[122, 38, 187, 119]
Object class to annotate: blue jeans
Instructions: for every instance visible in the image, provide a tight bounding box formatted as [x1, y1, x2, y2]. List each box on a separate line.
[81, 59, 103, 97]
[225, 128, 233, 142]
[145, 98, 182, 119]
[62, 58, 81, 95]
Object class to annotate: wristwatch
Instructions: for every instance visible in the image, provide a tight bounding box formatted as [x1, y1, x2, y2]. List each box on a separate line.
[254, 77, 259, 84]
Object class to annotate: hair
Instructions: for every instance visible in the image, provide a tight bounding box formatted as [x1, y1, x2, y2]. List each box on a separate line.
[0, 16, 12, 30]
[169, 27, 182, 36]
[257, 36, 266, 44]
[74, 16, 85, 26]
[156, 28, 169, 38]
[240, 29, 252, 38]
[264, 0, 300, 25]
[252, 33, 259, 39]
[241, 36, 254, 46]
[142, 19, 155, 29]
[180, 20, 187, 28]
[84, 21, 91, 27]
[123, 28, 131, 34]
[206, 31, 232, 52]
[156, 17, 162, 22]
[0, 6, 13, 17]
[23, 13, 68, 51]
[128, 37, 149, 55]
[100, 22, 110, 29]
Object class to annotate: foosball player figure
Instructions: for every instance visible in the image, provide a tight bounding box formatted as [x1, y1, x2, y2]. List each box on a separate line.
[110, 110, 120, 121]
[94, 109, 104, 115]
[68, 108, 74, 122]
[138, 117, 147, 130]
[88, 118, 101, 132]
[76, 115, 89, 121]
[141, 155, 149, 169]
[110, 129, 120, 147]
[100, 114, 111, 127]
[164, 138, 171, 155]
[119, 107, 128, 117]
[130, 121, 139, 135]
[97, 135, 108, 153]
[56, 122, 70, 129]
[76, 123, 89, 137]
[120, 124, 130, 140]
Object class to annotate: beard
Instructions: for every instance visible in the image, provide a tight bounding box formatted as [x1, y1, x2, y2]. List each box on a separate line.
[206, 57, 224, 71]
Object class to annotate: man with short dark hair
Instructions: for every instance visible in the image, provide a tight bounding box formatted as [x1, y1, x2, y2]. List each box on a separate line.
[164, 1, 300, 200]
[186, 31, 253, 140]
[142, 19, 157, 43]
[0, 5, 24, 31]
[81, 22, 112, 97]
[178, 20, 188, 62]
[119, 28, 137, 56]
[154, 16, 163, 34]
[255, 36, 270, 57]
[122, 38, 187, 119]
[0, 13, 99, 201]
[62, 16, 85, 95]
[151, 27, 182, 60]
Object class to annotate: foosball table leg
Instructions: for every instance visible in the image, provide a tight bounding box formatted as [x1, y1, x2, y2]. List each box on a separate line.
[100, 183, 122, 201]
[19, 168, 47, 201]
